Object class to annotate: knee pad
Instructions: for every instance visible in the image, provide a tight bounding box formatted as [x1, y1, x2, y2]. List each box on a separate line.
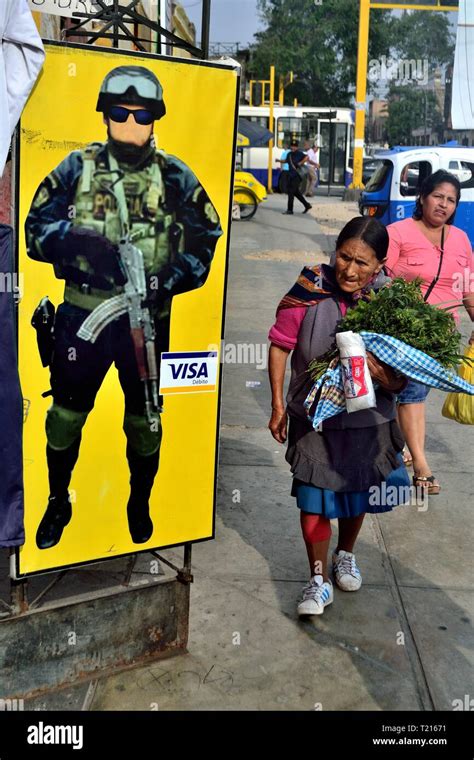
[300, 512, 332, 543]
[124, 412, 162, 457]
[46, 404, 88, 451]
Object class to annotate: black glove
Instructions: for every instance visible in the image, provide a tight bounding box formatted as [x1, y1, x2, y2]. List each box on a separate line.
[60, 226, 120, 278]
[146, 263, 187, 310]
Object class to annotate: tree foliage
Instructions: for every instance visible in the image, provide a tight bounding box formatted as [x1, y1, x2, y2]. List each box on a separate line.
[250, 0, 393, 106]
[383, 11, 454, 144]
[389, 9, 455, 66]
[250, 1, 455, 113]
[384, 88, 443, 146]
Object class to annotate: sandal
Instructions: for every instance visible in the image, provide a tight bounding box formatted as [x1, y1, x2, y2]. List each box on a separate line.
[412, 474, 441, 495]
[402, 448, 413, 467]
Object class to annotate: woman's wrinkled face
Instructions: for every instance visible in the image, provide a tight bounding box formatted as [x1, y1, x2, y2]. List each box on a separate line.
[335, 237, 385, 294]
[421, 182, 458, 226]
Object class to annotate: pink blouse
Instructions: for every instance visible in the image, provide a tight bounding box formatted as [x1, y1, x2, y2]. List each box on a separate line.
[386, 218, 473, 323]
[268, 301, 348, 350]
[268, 305, 306, 349]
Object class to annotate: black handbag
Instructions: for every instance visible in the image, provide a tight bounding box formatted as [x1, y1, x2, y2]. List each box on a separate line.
[289, 153, 306, 181]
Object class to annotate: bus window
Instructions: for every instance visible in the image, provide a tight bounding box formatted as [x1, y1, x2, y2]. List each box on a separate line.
[318, 122, 347, 184]
[334, 123, 347, 185]
[247, 115, 270, 130]
[277, 117, 304, 148]
[400, 160, 432, 196]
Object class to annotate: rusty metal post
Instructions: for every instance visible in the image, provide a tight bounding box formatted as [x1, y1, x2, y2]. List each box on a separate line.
[177, 543, 193, 584]
[10, 578, 28, 615]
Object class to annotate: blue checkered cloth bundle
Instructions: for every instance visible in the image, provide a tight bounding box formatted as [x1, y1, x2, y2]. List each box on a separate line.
[304, 332, 474, 430]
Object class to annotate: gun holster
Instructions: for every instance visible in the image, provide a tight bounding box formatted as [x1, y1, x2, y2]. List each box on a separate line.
[31, 296, 56, 369]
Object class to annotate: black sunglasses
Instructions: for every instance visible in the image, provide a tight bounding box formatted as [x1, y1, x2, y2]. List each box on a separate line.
[107, 106, 154, 125]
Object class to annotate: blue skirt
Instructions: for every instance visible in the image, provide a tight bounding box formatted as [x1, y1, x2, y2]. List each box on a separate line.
[292, 456, 411, 518]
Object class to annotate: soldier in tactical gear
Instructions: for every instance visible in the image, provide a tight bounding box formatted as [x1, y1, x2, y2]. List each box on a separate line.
[25, 66, 223, 549]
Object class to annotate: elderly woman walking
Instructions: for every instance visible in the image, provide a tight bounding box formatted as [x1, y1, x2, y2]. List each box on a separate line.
[268, 217, 410, 617]
[387, 169, 474, 494]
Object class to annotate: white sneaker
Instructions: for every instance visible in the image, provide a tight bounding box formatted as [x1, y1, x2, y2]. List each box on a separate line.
[297, 575, 333, 616]
[332, 549, 362, 591]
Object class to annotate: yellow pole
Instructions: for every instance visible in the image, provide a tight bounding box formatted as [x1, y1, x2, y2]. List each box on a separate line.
[249, 80, 254, 107]
[346, 0, 460, 190]
[268, 65, 275, 192]
[371, 3, 457, 9]
[351, 0, 370, 189]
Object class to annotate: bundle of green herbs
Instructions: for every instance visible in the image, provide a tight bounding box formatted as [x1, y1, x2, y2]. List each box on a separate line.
[309, 277, 470, 382]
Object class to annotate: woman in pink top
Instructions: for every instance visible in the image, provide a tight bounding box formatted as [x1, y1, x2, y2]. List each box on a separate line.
[387, 169, 474, 494]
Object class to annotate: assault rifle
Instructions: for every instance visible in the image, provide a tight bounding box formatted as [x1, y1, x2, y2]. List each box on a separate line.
[77, 236, 160, 424]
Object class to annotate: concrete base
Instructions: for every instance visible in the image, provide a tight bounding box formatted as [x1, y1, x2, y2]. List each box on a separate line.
[0, 576, 189, 699]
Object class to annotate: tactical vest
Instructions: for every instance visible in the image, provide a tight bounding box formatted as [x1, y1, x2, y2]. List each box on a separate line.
[63, 141, 182, 312]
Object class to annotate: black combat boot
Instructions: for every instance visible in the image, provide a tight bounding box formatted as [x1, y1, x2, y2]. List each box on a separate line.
[126, 445, 160, 544]
[35, 494, 72, 550]
[36, 439, 80, 550]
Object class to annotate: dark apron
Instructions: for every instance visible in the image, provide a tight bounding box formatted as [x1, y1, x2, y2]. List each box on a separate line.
[0, 224, 24, 546]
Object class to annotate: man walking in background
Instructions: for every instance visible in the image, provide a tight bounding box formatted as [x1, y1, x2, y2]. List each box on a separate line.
[283, 141, 311, 215]
[305, 139, 320, 197]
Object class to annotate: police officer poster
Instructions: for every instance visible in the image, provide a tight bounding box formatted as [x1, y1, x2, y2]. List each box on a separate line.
[16, 42, 239, 576]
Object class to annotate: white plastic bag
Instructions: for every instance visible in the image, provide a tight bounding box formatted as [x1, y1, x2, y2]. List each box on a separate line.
[336, 331, 376, 413]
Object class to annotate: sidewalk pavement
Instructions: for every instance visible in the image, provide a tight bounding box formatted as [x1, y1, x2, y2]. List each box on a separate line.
[85, 192, 472, 710]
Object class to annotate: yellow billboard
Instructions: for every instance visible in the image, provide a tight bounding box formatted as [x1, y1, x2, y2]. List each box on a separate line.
[15, 42, 238, 575]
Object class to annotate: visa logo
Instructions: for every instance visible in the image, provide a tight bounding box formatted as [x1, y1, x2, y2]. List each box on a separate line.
[160, 350, 217, 395]
[170, 362, 209, 380]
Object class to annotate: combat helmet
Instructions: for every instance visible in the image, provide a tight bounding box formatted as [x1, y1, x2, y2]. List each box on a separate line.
[96, 66, 166, 120]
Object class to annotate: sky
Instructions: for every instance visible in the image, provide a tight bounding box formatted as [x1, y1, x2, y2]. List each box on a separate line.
[183, 0, 263, 47]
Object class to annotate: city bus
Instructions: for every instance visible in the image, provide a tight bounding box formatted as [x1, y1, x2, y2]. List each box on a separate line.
[238, 105, 355, 189]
